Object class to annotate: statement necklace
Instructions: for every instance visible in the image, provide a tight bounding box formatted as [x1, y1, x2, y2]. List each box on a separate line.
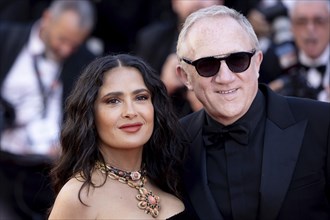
[95, 161, 161, 218]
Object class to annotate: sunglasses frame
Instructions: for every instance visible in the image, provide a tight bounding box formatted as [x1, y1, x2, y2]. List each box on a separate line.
[181, 49, 256, 77]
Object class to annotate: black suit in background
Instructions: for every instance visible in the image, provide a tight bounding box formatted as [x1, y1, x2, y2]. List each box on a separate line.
[224, 0, 260, 16]
[135, 19, 194, 118]
[0, 0, 51, 23]
[92, 0, 173, 54]
[135, 19, 178, 75]
[0, 21, 97, 220]
[180, 84, 330, 220]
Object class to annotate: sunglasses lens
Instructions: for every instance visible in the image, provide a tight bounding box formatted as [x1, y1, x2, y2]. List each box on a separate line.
[186, 50, 255, 77]
[226, 52, 251, 73]
[196, 58, 220, 77]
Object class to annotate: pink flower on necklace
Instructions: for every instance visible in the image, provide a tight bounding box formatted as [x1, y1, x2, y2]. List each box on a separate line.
[130, 171, 141, 180]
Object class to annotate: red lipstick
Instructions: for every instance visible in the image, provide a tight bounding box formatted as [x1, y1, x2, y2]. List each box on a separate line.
[119, 122, 143, 133]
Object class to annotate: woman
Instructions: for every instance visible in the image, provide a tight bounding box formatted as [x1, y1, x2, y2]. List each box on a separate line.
[48, 54, 194, 219]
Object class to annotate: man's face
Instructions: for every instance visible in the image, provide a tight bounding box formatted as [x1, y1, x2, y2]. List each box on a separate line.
[41, 10, 90, 62]
[178, 16, 263, 125]
[291, 2, 330, 59]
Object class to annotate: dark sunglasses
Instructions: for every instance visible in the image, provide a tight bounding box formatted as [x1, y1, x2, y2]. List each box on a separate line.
[181, 49, 256, 77]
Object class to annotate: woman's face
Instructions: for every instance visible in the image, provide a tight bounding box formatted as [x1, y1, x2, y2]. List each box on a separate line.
[94, 66, 154, 153]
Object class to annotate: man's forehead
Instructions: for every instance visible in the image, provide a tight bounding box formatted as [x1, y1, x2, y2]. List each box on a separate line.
[292, 2, 330, 18]
[183, 17, 250, 57]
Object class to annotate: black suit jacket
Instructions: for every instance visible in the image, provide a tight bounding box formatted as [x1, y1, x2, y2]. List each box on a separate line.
[135, 19, 178, 74]
[0, 21, 96, 110]
[180, 84, 330, 220]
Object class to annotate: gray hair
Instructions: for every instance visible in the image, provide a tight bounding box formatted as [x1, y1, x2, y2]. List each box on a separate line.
[288, 0, 330, 18]
[48, 0, 96, 31]
[176, 5, 259, 56]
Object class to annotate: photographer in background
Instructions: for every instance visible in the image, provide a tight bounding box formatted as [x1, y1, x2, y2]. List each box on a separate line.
[248, 1, 298, 85]
[268, 1, 330, 102]
[0, 1, 97, 219]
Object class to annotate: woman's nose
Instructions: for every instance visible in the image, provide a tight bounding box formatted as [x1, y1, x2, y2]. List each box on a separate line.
[122, 102, 137, 118]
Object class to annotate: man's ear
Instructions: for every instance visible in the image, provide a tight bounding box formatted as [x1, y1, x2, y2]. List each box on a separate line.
[255, 50, 263, 79]
[40, 9, 51, 31]
[176, 65, 193, 90]
[42, 9, 51, 22]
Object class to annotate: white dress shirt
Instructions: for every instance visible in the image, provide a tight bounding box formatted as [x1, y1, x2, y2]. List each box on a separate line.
[299, 45, 330, 102]
[1, 22, 63, 155]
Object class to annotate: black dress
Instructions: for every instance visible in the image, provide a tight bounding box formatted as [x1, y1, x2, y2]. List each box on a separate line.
[167, 209, 199, 220]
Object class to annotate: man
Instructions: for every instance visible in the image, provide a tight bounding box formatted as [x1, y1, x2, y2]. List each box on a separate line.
[269, 1, 330, 102]
[0, 0, 96, 219]
[135, 0, 222, 117]
[176, 5, 330, 220]
[0, 0, 96, 155]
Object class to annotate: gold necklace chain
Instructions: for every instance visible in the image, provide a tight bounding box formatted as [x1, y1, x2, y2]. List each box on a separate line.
[95, 161, 161, 218]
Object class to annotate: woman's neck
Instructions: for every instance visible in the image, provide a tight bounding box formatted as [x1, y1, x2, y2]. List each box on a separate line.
[100, 147, 143, 171]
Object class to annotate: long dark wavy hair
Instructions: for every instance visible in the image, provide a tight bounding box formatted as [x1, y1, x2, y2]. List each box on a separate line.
[50, 54, 186, 204]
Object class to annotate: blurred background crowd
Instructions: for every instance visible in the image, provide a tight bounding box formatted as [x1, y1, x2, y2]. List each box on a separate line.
[0, 0, 329, 219]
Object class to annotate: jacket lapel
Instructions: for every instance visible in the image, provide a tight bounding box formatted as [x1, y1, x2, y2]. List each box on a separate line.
[183, 110, 224, 220]
[0, 23, 32, 86]
[258, 85, 307, 220]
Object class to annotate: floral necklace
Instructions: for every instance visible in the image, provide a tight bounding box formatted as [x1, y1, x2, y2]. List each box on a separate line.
[95, 161, 161, 218]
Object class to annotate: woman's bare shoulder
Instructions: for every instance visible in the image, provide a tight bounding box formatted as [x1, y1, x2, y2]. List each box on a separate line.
[48, 177, 97, 219]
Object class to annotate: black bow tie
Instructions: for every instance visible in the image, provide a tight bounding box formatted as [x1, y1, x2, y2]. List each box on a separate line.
[300, 64, 327, 74]
[203, 123, 249, 146]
